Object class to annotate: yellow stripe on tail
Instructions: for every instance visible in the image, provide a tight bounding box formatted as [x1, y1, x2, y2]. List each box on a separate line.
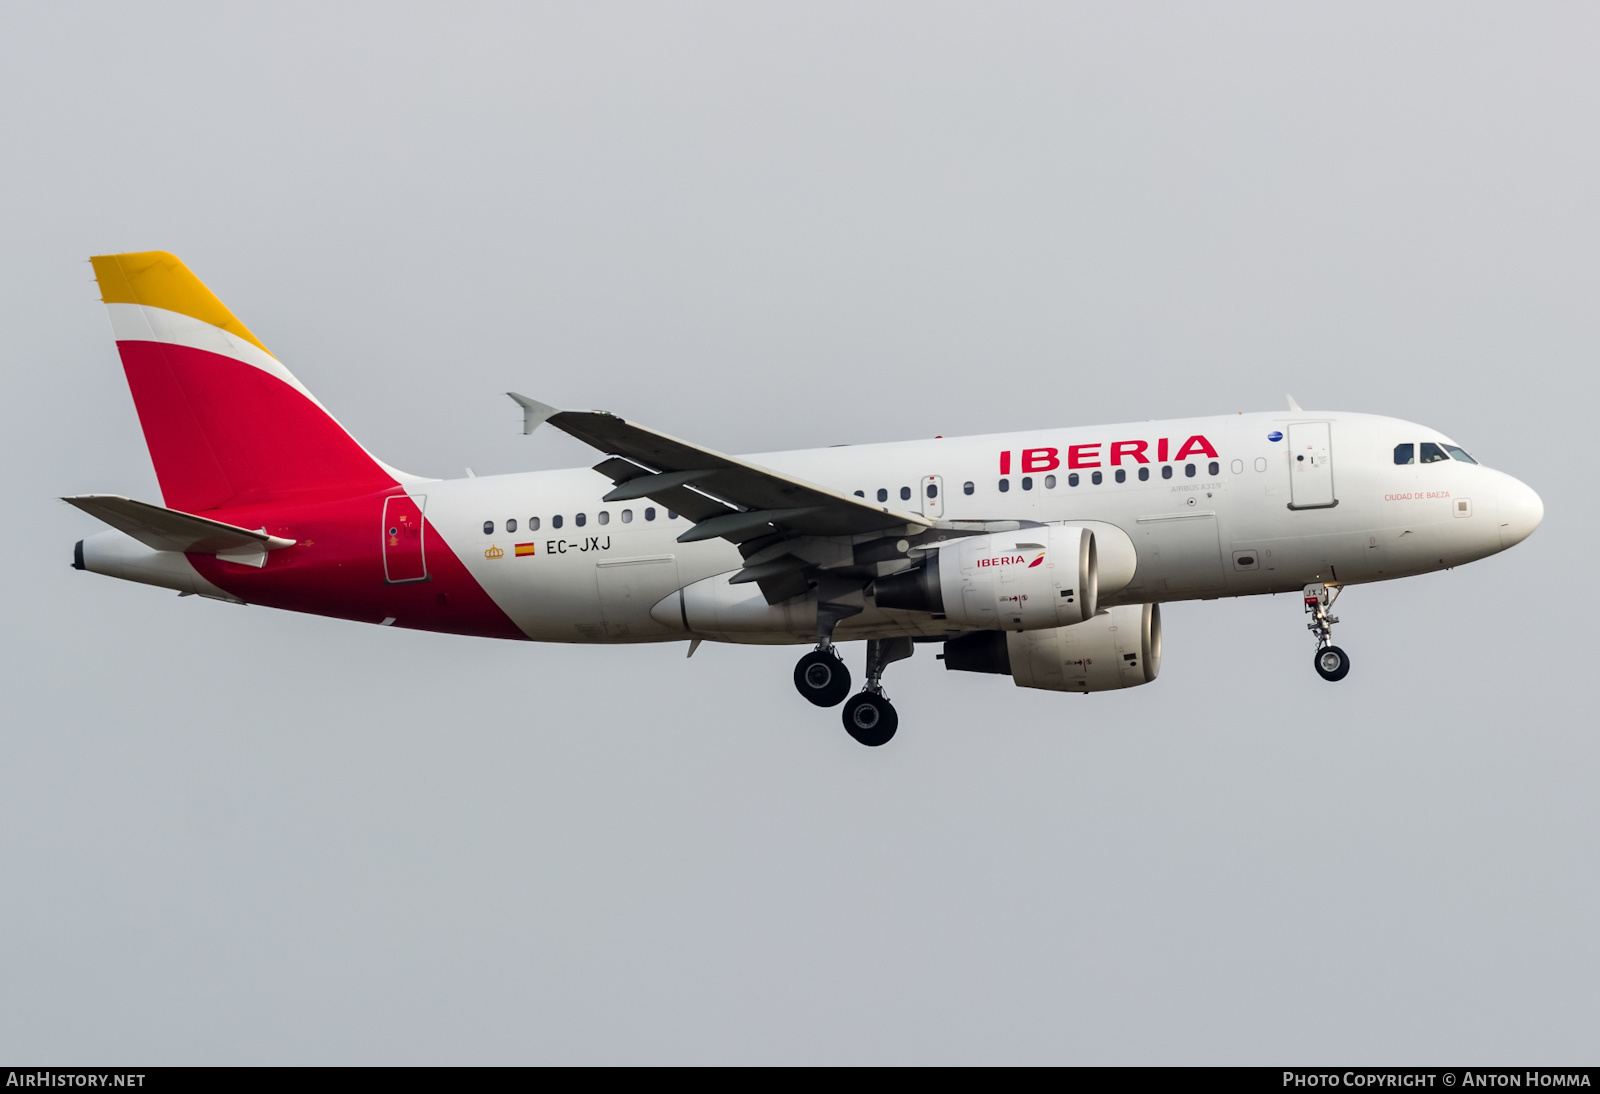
[90, 251, 273, 357]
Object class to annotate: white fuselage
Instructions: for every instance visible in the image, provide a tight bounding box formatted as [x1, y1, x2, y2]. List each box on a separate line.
[423, 411, 1539, 644]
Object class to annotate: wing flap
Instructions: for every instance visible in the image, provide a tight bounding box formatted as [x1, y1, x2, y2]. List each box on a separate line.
[550, 408, 927, 541]
[589, 457, 730, 522]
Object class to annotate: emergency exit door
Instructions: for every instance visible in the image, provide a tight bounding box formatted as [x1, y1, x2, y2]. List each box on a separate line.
[1287, 423, 1337, 509]
[920, 475, 944, 519]
[382, 494, 428, 583]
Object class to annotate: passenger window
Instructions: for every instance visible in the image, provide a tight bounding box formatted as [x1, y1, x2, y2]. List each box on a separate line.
[1044, 474, 1056, 489]
[621, 510, 632, 523]
[483, 521, 494, 535]
[963, 481, 975, 495]
[900, 486, 912, 501]
[926, 483, 938, 499]
[1114, 469, 1126, 483]
[1068, 473, 1079, 487]
[1162, 466, 1173, 480]
[529, 517, 540, 531]
[1394, 443, 1415, 465]
[1420, 442, 1450, 464]
[877, 488, 888, 502]
[854, 490, 864, 497]
[506, 518, 517, 533]
[1444, 445, 1478, 464]
[1208, 461, 1219, 476]
[1185, 464, 1196, 477]
[552, 515, 563, 529]
[668, 511, 678, 519]
[1138, 467, 1149, 481]
[645, 508, 656, 521]
[1091, 471, 1103, 485]
[1022, 476, 1033, 490]
[598, 511, 610, 525]
[575, 513, 587, 527]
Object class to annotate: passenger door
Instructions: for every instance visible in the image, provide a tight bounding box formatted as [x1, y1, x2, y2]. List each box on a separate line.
[1287, 422, 1336, 509]
[382, 494, 428, 584]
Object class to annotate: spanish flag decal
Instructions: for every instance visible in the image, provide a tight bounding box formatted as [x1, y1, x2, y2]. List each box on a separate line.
[514, 543, 537, 557]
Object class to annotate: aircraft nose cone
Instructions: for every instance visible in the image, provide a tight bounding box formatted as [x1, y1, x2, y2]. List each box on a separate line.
[1499, 477, 1544, 549]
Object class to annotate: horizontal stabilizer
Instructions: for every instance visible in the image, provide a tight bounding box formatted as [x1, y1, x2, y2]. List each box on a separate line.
[63, 495, 295, 568]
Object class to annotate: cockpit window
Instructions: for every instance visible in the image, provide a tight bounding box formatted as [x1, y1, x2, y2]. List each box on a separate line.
[1393, 443, 1414, 465]
[1444, 445, 1478, 464]
[1420, 442, 1450, 464]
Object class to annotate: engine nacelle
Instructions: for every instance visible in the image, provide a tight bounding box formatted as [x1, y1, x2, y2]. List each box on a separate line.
[941, 603, 1162, 692]
[874, 525, 1097, 630]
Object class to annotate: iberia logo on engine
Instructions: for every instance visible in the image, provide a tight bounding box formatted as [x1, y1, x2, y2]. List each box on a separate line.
[977, 551, 1047, 568]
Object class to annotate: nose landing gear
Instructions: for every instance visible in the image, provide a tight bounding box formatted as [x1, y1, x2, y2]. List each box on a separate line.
[1304, 582, 1351, 682]
[841, 636, 913, 747]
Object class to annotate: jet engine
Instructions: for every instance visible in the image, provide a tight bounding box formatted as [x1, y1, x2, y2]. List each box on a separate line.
[874, 524, 1098, 630]
[941, 603, 1161, 692]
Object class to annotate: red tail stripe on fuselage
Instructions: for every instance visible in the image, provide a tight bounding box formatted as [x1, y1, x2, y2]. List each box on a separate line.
[113, 341, 524, 639]
[183, 490, 529, 641]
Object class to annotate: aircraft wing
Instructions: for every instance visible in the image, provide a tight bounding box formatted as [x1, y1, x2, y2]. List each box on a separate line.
[63, 494, 296, 567]
[513, 397, 930, 545]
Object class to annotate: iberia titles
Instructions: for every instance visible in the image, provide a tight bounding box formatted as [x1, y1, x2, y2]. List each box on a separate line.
[999, 435, 1219, 473]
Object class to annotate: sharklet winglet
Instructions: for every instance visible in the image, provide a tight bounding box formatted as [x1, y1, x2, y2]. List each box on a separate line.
[508, 392, 561, 435]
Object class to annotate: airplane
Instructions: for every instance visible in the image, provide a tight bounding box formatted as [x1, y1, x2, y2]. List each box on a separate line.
[67, 251, 1544, 746]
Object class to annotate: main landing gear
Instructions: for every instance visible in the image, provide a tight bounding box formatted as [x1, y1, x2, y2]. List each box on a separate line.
[1304, 582, 1351, 682]
[794, 646, 851, 707]
[841, 637, 913, 747]
[794, 600, 861, 708]
[791, 636, 914, 746]
[842, 691, 896, 747]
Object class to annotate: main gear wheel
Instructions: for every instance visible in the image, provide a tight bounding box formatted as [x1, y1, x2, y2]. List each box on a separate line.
[794, 648, 851, 707]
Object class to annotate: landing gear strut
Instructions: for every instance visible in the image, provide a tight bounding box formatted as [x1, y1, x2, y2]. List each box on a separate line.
[793, 599, 864, 708]
[841, 637, 913, 747]
[1304, 582, 1351, 682]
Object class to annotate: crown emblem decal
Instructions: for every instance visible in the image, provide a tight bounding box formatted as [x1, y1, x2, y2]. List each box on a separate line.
[484, 545, 504, 559]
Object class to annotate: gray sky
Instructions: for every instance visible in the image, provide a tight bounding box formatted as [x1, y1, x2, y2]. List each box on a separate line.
[2, 2, 1595, 1064]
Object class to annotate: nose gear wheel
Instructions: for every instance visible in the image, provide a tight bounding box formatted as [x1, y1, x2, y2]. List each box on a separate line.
[1314, 645, 1351, 681]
